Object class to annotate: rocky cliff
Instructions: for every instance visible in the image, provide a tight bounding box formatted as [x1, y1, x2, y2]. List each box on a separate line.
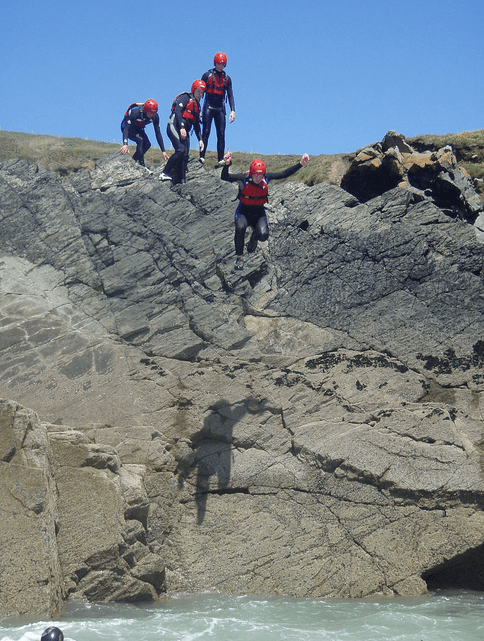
[1, 133, 484, 617]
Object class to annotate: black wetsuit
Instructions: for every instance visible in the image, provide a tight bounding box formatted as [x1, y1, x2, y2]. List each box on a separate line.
[164, 92, 202, 183]
[200, 69, 235, 162]
[221, 162, 303, 256]
[121, 104, 165, 165]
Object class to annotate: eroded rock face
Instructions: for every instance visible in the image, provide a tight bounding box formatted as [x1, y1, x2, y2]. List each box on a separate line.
[0, 401, 165, 618]
[341, 130, 483, 221]
[48, 426, 165, 604]
[0, 400, 64, 618]
[1, 150, 484, 612]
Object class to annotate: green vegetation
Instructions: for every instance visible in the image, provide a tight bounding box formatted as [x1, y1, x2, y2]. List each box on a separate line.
[408, 130, 484, 163]
[408, 129, 484, 149]
[0, 130, 353, 185]
[214, 150, 354, 187]
[461, 163, 484, 179]
[0, 130, 120, 175]
[2, 129, 484, 191]
[407, 130, 484, 200]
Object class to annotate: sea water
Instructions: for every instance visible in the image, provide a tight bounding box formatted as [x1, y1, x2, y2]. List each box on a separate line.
[1, 590, 483, 641]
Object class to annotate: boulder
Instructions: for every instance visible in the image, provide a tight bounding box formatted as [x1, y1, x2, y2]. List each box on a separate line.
[0, 400, 64, 618]
[0, 400, 166, 617]
[48, 425, 166, 603]
[341, 130, 483, 220]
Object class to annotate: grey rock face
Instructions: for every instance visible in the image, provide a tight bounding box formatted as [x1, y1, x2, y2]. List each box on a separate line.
[48, 425, 165, 604]
[0, 400, 165, 618]
[0, 400, 64, 618]
[1, 147, 484, 613]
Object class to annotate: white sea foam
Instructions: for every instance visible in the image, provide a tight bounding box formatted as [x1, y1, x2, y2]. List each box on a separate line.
[1, 590, 483, 641]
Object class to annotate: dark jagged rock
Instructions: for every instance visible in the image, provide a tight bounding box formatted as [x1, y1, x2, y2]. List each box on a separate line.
[1, 148, 484, 615]
[341, 130, 483, 221]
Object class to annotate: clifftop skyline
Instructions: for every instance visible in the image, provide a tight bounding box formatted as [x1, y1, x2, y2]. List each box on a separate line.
[4, 1, 483, 155]
[1, 128, 484, 203]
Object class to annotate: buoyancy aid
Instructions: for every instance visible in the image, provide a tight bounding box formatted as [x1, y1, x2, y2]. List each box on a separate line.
[206, 70, 227, 96]
[239, 178, 269, 207]
[171, 93, 201, 123]
[182, 98, 200, 122]
[124, 103, 148, 128]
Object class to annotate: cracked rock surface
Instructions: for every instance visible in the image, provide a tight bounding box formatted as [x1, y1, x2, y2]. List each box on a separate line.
[1, 151, 484, 615]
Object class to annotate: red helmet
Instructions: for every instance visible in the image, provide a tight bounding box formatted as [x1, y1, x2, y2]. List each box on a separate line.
[191, 80, 206, 95]
[214, 52, 227, 66]
[249, 160, 266, 176]
[144, 99, 158, 113]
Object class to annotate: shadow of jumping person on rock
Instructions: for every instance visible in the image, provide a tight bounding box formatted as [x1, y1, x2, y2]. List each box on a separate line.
[178, 397, 264, 524]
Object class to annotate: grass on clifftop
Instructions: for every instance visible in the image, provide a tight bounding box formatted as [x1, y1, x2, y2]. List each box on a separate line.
[2, 129, 484, 190]
[408, 130, 484, 178]
[0, 131, 120, 175]
[408, 129, 484, 157]
[0, 130, 352, 186]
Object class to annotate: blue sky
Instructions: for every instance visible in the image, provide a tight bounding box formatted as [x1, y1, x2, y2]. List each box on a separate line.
[2, 0, 483, 156]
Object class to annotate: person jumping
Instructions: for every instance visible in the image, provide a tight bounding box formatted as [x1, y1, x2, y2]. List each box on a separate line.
[221, 152, 309, 270]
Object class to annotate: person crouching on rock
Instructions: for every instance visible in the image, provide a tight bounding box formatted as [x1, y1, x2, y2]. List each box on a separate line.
[221, 152, 309, 270]
[159, 80, 206, 184]
[41, 627, 64, 641]
[120, 99, 169, 171]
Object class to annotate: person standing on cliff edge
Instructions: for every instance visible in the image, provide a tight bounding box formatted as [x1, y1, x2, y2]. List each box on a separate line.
[221, 152, 309, 270]
[199, 52, 236, 166]
[120, 99, 169, 170]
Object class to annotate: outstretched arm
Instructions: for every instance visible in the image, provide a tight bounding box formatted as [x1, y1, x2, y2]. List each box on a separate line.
[221, 153, 233, 182]
[221, 152, 246, 183]
[266, 154, 310, 181]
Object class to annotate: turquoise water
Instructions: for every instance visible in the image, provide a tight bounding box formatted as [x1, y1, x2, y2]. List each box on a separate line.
[2, 590, 483, 641]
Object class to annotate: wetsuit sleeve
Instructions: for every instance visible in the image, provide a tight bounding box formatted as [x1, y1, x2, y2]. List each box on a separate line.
[221, 164, 247, 194]
[122, 105, 140, 142]
[122, 122, 130, 144]
[194, 117, 202, 141]
[151, 113, 165, 152]
[220, 163, 232, 182]
[172, 94, 189, 130]
[226, 75, 235, 112]
[266, 163, 303, 181]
